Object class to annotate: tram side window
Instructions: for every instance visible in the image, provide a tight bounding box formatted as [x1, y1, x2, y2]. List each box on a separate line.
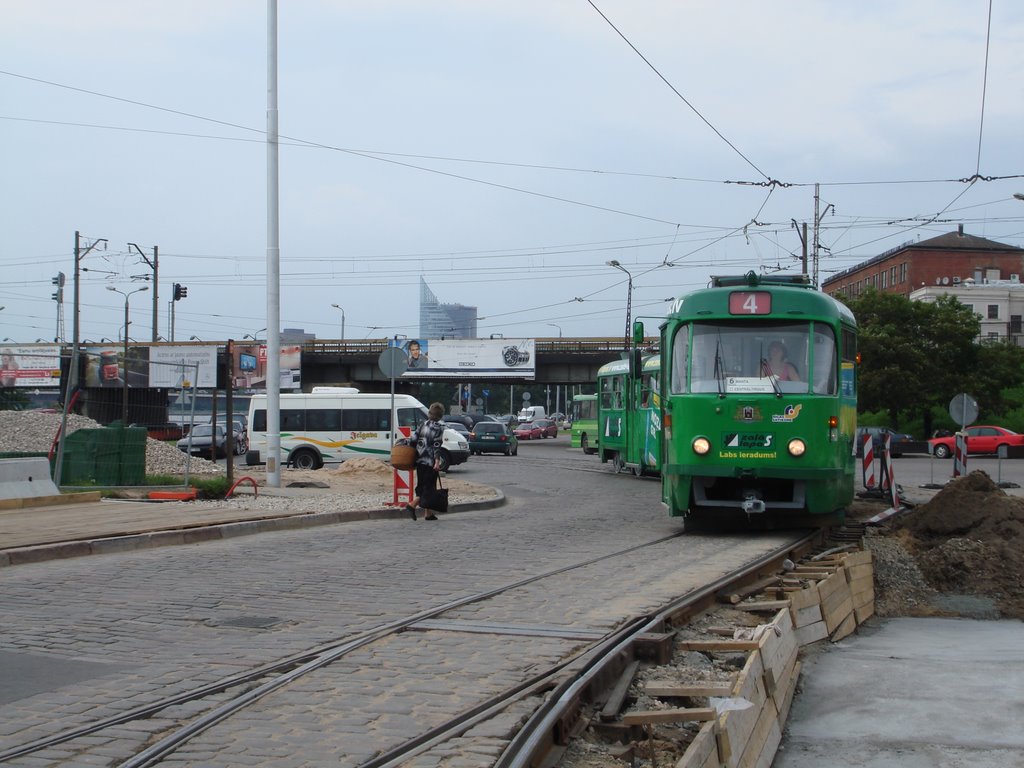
[601, 375, 624, 409]
[670, 326, 689, 394]
[812, 326, 837, 395]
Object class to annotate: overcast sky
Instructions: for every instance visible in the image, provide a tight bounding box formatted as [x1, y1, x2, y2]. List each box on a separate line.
[1, 1, 1022, 345]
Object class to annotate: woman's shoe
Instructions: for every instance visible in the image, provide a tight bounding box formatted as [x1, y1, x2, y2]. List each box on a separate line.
[424, 513, 438, 521]
[406, 504, 417, 521]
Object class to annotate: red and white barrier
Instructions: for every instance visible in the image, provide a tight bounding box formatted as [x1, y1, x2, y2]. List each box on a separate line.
[861, 434, 876, 489]
[953, 432, 968, 478]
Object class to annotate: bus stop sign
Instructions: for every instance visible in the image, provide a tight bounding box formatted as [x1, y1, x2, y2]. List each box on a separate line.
[949, 393, 978, 428]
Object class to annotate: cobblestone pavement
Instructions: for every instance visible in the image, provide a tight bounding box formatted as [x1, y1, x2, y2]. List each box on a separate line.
[0, 438, 797, 766]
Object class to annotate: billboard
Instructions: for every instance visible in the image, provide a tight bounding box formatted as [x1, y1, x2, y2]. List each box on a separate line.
[0, 345, 62, 388]
[230, 343, 302, 390]
[148, 345, 219, 388]
[386, 338, 535, 379]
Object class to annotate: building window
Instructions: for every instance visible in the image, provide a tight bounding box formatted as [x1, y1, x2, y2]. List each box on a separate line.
[890, 266, 896, 284]
[880, 271, 887, 289]
[900, 262, 907, 282]
[988, 304, 999, 320]
[988, 332, 1000, 342]
[1011, 315, 1022, 334]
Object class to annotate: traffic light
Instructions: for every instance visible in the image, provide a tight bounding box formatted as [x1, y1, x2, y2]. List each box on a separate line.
[51, 272, 65, 288]
[51, 288, 63, 302]
[173, 283, 188, 301]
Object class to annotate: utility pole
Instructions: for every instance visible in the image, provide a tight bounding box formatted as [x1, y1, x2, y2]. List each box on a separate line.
[791, 220, 809, 279]
[128, 243, 159, 342]
[55, 231, 107, 486]
[811, 183, 834, 289]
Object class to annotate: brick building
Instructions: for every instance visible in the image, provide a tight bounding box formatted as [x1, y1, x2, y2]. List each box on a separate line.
[822, 225, 1024, 300]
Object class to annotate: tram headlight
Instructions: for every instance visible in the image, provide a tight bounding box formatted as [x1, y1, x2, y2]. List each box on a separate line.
[692, 437, 711, 455]
[787, 438, 806, 457]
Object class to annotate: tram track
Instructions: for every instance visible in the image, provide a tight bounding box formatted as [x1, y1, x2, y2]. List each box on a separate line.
[11, 529, 827, 768]
[1, 531, 688, 765]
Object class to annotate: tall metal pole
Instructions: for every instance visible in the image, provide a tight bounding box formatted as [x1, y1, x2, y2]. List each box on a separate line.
[266, 0, 282, 487]
[55, 231, 105, 485]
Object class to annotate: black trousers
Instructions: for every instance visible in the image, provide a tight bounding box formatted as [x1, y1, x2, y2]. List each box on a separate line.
[414, 463, 439, 501]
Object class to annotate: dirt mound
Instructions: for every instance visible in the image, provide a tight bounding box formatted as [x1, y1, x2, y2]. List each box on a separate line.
[331, 457, 392, 476]
[892, 471, 1024, 619]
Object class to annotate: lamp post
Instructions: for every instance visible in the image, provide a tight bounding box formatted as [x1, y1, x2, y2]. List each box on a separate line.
[107, 285, 148, 425]
[243, 328, 266, 342]
[546, 323, 563, 338]
[606, 260, 633, 351]
[189, 335, 203, 342]
[331, 304, 346, 340]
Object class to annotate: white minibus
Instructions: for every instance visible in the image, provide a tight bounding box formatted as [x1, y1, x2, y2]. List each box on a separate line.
[246, 389, 469, 471]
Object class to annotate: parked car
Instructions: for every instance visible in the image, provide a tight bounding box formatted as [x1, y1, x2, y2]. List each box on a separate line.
[533, 418, 558, 438]
[210, 415, 249, 455]
[855, 426, 918, 458]
[468, 422, 519, 456]
[177, 424, 228, 459]
[927, 425, 1024, 458]
[131, 422, 184, 442]
[443, 414, 474, 430]
[514, 422, 543, 440]
[445, 421, 471, 438]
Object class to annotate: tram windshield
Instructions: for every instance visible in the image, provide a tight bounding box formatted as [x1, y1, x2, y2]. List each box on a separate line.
[671, 321, 836, 395]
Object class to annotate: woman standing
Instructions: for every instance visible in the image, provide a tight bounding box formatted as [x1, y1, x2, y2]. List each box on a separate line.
[406, 402, 446, 521]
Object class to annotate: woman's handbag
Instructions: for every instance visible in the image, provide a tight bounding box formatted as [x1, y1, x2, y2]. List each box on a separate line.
[390, 441, 417, 470]
[422, 476, 449, 514]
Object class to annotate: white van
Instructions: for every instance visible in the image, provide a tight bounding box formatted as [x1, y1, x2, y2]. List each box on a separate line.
[246, 391, 469, 471]
[517, 405, 546, 423]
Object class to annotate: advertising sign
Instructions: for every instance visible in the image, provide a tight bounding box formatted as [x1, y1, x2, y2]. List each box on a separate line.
[0, 345, 62, 387]
[231, 343, 302, 390]
[82, 345, 151, 389]
[386, 338, 535, 379]
[148, 345, 218, 388]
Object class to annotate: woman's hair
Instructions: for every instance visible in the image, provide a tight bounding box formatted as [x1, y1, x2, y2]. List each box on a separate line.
[768, 341, 787, 356]
[428, 402, 445, 420]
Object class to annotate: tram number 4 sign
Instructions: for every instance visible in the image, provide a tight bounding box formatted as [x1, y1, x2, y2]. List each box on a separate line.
[729, 291, 772, 315]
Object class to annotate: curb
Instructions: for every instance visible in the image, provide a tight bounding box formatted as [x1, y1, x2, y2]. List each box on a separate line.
[0, 491, 507, 568]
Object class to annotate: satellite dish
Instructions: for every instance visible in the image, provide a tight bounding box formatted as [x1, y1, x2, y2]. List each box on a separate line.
[942, 276, 950, 285]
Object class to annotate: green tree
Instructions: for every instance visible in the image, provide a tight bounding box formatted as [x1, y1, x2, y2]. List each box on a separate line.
[843, 291, 979, 433]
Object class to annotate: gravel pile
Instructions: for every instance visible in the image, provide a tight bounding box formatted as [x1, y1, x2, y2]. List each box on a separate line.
[0, 410, 223, 476]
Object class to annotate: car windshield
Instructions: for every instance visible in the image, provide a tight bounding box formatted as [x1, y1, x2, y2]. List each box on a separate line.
[192, 425, 214, 437]
[477, 424, 502, 433]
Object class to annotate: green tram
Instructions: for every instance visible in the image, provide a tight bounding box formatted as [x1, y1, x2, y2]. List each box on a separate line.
[570, 393, 599, 455]
[660, 272, 857, 528]
[596, 354, 662, 476]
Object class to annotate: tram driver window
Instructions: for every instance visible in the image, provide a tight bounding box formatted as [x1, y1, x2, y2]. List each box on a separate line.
[670, 326, 689, 394]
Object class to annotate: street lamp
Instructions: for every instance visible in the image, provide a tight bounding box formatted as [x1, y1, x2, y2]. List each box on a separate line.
[546, 323, 563, 338]
[243, 328, 266, 342]
[106, 285, 148, 425]
[189, 335, 203, 341]
[606, 260, 633, 351]
[331, 304, 346, 340]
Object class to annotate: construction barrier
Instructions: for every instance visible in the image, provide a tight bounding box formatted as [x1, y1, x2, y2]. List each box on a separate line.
[389, 426, 415, 507]
[861, 434, 876, 489]
[953, 432, 968, 477]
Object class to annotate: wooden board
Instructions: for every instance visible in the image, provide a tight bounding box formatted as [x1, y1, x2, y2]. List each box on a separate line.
[795, 620, 828, 646]
[829, 611, 857, 642]
[679, 640, 760, 652]
[622, 707, 717, 725]
[788, 584, 820, 611]
[791, 602, 823, 629]
[678, 721, 720, 768]
[645, 682, 734, 698]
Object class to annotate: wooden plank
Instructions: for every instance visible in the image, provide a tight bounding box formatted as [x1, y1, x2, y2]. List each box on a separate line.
[795, 620, 828, 646]
[777, 660, 801, 726]
[718, 575, 783, 605]
[816, 570, 848, 601]
[830, 610, 857, 642]
[679, 640, 760, 652]
[787, 585, 820, 611]
[846, 562, 873, 582]
[767, 642, 798, 712]
[841, 550, 873, 567]
[823, 596, 854, 635]
[851, 585, 874, 608]
[718, 649, 766, 764]
[792, 602, 823, 628]
[854, 601, 875, 624]
[737, 694, 781, 768]
[735, 600, 791, 613]
[645, 681, 734, 698]
[678, 721, 719, 768]
[600, 660, 640, 722]
[622, 707, 717, 725]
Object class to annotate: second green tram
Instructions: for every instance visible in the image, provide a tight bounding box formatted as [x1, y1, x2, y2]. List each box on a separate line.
[596, 354, 662, 476]
[570, 393, 599, 454]
[660, 272, 857, 527]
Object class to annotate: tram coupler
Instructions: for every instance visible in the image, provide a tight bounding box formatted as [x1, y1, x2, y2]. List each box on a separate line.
[742, 495, 766, 515]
